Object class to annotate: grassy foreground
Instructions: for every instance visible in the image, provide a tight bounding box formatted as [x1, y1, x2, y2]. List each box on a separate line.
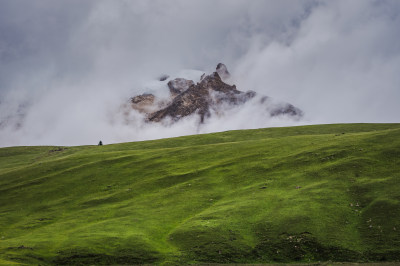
[0, 123, 400, 265]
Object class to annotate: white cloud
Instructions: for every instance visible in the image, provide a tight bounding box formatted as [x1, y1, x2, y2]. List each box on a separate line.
[0, 0, 399, 147]
[233, 0, 400, 123]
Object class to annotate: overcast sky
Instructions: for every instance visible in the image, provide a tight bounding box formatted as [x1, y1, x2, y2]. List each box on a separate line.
[0, 0, 399, 147]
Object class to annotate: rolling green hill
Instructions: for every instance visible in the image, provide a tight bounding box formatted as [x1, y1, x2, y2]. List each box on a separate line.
[1, 124, 400, 265]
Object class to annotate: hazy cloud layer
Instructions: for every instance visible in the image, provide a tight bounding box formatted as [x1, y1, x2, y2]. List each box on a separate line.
[0, 0, 399, 147]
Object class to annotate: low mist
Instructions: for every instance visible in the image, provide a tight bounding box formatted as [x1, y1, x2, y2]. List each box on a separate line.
[1, 0, 399, 147]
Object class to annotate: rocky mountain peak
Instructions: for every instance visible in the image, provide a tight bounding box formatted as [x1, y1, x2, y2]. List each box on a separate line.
[168, 78, 195, 98]
[128, 64, 303, 124]
[216, 63, 230, 80]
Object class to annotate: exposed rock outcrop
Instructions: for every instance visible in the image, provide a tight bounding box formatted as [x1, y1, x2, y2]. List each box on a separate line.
[167, 78, 194, 98]
[149, 82, 210, 122]
[216, 63, 230, 80]
[129, 64, 303, 124]
[130, 93, 156, 114]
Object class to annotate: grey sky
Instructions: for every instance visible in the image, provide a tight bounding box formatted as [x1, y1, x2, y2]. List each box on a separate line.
[0, 0, 399, 146]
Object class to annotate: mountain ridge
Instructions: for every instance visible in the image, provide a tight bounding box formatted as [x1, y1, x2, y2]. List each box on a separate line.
[130, 64, 303, 124]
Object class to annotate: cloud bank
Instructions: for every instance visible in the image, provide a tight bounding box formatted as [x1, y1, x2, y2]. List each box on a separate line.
[0, 0, 399, 147]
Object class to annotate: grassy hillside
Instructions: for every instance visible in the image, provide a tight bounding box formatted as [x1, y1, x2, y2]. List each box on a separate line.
[0, 123, 400, 265]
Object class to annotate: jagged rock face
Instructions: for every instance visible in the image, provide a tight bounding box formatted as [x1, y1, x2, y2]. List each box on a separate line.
[129, 64, 303, 123]
[216, 63, 230, 80]
[130, 93, 156, 113]
[200, 72, 236, 93]
[258, 96, 302, 117]
[199, 72, 256, 105]
[149, 83, 210, 122]
[167, 78, 194, 98]
[131, 94, 155, 104]
[148, 71, 259, 123]
[271, 103, 301, 117]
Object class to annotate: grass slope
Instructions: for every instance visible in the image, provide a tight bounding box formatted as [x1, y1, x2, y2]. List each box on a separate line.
[0, 123, 400, 265]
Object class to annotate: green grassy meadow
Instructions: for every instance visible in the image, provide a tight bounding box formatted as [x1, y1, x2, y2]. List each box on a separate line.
[0, 123, 400, 265]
